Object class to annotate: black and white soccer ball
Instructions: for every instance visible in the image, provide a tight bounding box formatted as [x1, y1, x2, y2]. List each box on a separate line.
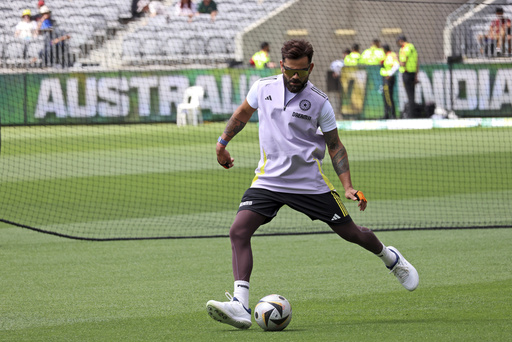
[254, 294, 292, 331]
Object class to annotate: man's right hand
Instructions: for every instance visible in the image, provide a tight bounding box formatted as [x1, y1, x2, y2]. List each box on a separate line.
[216, 143, 234, 169]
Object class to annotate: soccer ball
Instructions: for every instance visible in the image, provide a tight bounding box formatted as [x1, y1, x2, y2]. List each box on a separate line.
[254, 294, 292, 331]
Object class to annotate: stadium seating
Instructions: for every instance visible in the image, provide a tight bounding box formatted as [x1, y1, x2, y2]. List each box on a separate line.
[0, 0, 292, 68]
[4, 41, 26, 67]
[122, 37, 142, 62]
[206, 36, 231, 56]
[118, 0, 289, 65]
[0, 0, 133, 67]
[448, 2, 512, 58]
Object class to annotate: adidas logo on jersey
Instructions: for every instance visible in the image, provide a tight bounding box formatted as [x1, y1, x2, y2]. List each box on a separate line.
[331, 213, 341, 221]
[265, 95, 272, 101]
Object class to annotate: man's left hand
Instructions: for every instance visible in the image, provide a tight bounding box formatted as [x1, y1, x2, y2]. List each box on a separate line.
[346, 189, 367, 211]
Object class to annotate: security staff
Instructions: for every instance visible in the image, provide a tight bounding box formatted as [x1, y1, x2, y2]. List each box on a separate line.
[397, 35, 419, 118]
[360, 39, 385, 65]
[343, 44, 361, 66]
[250, 42, 276, 69]
[380, 44, 400, 119]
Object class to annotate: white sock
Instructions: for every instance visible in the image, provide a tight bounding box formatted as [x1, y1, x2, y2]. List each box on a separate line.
[376, 244, 398, 268]
[233, 280, 250, 308]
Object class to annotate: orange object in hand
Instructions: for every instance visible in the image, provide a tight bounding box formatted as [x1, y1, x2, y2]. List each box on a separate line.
[354, 190, 367, 203]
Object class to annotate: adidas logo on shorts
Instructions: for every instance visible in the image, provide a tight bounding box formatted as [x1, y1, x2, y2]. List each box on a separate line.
[239, 201, 253, 207]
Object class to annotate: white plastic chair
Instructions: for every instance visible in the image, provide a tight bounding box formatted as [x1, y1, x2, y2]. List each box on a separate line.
[176, 86, 205, 127]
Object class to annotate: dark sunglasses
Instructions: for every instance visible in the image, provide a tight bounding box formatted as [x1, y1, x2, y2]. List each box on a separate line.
[283, 65, 310, 78]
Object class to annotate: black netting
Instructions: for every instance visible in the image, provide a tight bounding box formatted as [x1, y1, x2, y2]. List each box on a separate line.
[1, 0, 511, 239]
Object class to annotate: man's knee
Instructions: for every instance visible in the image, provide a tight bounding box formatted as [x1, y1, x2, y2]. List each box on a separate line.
[330, 221, 360, 241]
[229, 224, 248, 243]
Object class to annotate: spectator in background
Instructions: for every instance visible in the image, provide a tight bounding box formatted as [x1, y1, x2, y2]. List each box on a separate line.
[197, 0, 218, 22]
[132, 0, 141, 18]
[343, 44, 361, 66]
[380, 44, 400, 119]
[175, 0, 197, 22]
[37, 5, 54, 31]
[137, 0, 167, 18]
[478, 7, 511, 56]
[38, 25, 72, 67]
[15, 9, 38, 41]
[360, 39, 385, 65]
[31, 0, 45, 22]
[329, 48, 350, 78]
[249, 42, 276, 69]
[32, 6, 72, 67]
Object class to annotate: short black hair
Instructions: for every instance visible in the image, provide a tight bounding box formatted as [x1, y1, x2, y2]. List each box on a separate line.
[397, 35, 407, 42]
[261, 42, 269, 49]
[351, 43, 360, 51]
[496, 7, 504, 14]
[383, 44, 391, 53]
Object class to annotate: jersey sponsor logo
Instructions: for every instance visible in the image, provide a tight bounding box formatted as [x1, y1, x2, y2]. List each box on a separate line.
[299, 99, 311, 111]
[239, 200, 253, 207]
[292, 112, 311, 121]
[265, 95, 272, 101]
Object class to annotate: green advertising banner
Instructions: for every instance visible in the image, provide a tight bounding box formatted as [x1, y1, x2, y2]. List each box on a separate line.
[0, 74, 27, 125]
[1, 63, 511, 126]
[1, 68, 278, 125]
[340, 63, 512, 119]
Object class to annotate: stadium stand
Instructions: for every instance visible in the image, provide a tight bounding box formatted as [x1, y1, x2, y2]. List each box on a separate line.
[0, 0, 291, 68]
[0, 0, 114, 67]
[115, 0, 289, 66]
[0, 0, 133, 67]
[445, 0, 512, 59]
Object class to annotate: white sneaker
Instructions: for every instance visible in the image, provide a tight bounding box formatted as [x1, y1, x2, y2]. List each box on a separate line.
[387, 246, 419, 291]
[206, 292, 252, 329]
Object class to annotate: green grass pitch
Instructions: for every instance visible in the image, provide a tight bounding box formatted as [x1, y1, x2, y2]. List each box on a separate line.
[1, 226, 511, 341]
[0, 123, 511, 340]
[1, 123, 511, 239]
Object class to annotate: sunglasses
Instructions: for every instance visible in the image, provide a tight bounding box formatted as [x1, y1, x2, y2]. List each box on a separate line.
[283, 65, 310, 78]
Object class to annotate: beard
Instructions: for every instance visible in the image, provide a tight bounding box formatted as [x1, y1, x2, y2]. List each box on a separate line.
[283, 76, 308, 93]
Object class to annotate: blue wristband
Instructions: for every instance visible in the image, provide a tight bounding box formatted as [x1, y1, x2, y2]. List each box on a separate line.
[217, 136, 228, 146]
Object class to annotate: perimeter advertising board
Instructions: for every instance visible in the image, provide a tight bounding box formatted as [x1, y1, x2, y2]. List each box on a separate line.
[341, 63, 512, 119]
[0, 69, 276, 125]
[0, 63, 511, 125]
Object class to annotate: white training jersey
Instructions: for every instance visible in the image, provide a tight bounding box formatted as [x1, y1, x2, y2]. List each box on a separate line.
[246, 74, 338, 194]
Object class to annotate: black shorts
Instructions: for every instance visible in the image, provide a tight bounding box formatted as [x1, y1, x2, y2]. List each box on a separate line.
[237, 188, 352, 225]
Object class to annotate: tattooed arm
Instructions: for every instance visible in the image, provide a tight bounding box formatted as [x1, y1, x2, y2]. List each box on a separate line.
[323, 129, 367, 210]
[216, 99, 256, 169]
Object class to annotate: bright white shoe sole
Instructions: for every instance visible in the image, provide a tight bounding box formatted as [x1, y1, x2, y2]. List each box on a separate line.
[206, 300, 252, 329]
